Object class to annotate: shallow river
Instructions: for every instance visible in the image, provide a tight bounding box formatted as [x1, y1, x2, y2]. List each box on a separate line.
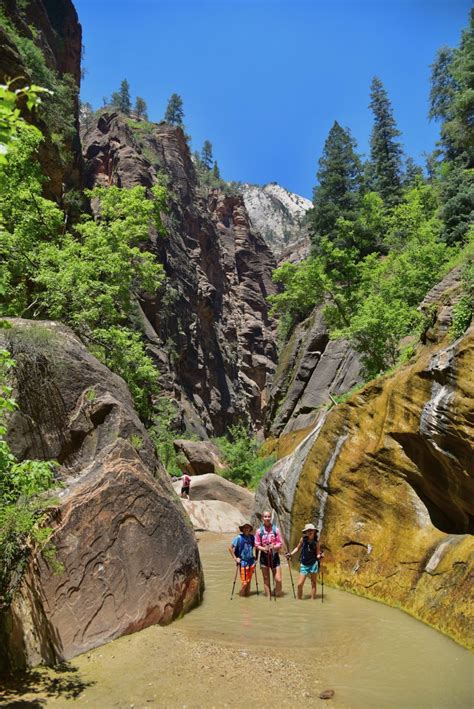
[2, 534, 472, 708]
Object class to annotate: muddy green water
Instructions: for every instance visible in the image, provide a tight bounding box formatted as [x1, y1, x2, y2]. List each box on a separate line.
[179, 535, 473, 708]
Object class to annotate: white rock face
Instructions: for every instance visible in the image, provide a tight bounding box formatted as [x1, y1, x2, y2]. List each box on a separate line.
[239, 182, 312, 256]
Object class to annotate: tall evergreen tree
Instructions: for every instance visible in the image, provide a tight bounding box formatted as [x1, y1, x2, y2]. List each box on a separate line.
[403, 157, 424, 187]
[212, 161, 221, 180]
[310, 121, 363, 248]
[368, 77, 404, 205]
[201, 140, 214, 170]
[135, 96, 148, 120]
[164, 93, 184, 125]
[111, 79, 131, 114]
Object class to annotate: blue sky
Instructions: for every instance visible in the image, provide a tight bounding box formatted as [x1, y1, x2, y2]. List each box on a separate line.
[76, 0, 470, 198]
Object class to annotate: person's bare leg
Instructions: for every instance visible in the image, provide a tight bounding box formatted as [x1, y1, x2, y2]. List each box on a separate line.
[261, 566, 270, 596]
[274, 565, 283, 596]
[310, 573, 317, 599]
[297, 573, 306, 599]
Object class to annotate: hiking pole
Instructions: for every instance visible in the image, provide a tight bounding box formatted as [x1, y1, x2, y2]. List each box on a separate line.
[268, 549, 276, 601]
[286, 554, 296, 599]
[230, 563, 240, 600]
[254, 560, 259, 596]
[321, 557, 324, 603]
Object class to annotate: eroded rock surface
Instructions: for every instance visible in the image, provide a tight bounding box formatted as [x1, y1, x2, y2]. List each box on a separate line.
[266, 307, 362, 436]
[258, 321, 473, 646]
[173, 473, 254, 519]
[0, 320, 203, 672]
[82, 114, 278, 436]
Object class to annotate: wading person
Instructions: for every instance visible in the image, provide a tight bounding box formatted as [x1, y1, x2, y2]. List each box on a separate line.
[286, 523, 322, 599]
[229, 522, 256, 597]
[255, 510, 283, 597]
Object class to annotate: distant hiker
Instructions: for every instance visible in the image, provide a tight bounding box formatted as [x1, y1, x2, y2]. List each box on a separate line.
[179, 473, 191, 499]
[229, 522, 256, 597]
[286, 523, 323, 599]
[255, 510, 283, 597]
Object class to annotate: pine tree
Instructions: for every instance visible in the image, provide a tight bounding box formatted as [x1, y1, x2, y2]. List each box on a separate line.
[310, 121, 363, 247]
[164, 93, 184, 125]
[135, 96, 148, 120]
[212, 161, 221, 180]
[201, 140, 213, 170]
[403, 157, 424, 187]
[111, 79, 131, 114]
[368, 77, 404, 205]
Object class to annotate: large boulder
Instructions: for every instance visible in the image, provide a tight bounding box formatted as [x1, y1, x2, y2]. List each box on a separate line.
[173, 473, 254, 518]
[0, 320, 203, 673]
[173, 440, 226, 475]
[178, 500, 248, 533]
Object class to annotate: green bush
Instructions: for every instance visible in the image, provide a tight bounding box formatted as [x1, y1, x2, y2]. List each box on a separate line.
[0, 348, 59, 606]
[213, 425, 276, 490]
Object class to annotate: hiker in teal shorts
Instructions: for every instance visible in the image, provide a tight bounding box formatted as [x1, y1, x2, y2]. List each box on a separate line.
[286, 523, 323, 599]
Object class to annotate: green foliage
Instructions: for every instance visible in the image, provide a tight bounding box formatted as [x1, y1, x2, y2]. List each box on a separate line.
[213, 425, 276, 490]
[164, 93, 184, 126]
[438, 162, 474, 245]
[310, 121, 363, 251]
[111, 79, 132, 115]
[0, 349, 59, 605]
[368, 77, 404, 205]
[135, 96, 148, 120]
[148, 397, 186, 476]
[0, 81, 50, 165]
[450, 232, 474, 340]
[201, 140, 214, 170]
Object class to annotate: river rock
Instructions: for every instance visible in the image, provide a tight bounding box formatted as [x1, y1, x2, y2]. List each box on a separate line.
[319, 689, 335, 700]
[0, 320, 203, 673]
[258, 317, 474, 647]
[173, 440, 226, 475]
[173, 473, 254, 518]
[179, 500, 247, 533]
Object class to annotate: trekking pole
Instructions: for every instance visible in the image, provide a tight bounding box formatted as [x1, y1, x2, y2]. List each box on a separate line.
[321, 557, 324, 603]
[268, 549, 276, 601]
[254, 560, 259, 595]
[286, 554, 296, 599]
[230, 563, 240, 600]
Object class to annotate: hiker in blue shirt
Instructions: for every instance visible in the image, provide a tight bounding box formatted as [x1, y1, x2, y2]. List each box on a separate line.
[229, 522, 257, 597]
[286, 523, 323, 599]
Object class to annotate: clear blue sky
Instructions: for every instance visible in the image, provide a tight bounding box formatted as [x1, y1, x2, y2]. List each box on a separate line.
[76, 0, 470, 198]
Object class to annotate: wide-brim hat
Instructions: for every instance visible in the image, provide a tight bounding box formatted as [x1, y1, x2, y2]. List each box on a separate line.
[239, 521, 254, 532]
[302, 523, 317, 533]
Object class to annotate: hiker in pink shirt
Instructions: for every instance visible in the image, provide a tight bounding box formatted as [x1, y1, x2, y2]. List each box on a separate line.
[255, 510, 283, 597]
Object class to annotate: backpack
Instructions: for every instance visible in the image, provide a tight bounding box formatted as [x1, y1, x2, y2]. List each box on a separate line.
[234, 534, 255, 564]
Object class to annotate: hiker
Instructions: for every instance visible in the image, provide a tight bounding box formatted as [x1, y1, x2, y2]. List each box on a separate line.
[286, 523, 323, 599]
[229, 522, 256, 597]
[255, 510, 283, 597]
[179, 473, 191, 499]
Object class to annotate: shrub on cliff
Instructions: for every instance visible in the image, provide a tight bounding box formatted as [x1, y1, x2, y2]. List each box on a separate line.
[214, 425, 275, 489]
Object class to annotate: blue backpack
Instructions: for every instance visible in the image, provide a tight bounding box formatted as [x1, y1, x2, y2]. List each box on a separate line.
[234, 534, 255, 564]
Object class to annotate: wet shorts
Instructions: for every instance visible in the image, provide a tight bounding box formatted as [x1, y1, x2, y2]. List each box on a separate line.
[300, 560, 319, 575]
[240, 563, 255, 584]
[260, 552, 281, 569]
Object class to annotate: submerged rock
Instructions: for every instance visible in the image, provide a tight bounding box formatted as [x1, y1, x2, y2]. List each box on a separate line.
[0, 320, 203, 673]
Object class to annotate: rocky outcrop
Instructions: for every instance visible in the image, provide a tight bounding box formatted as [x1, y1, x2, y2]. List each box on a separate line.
[173, 473, 254, 517]
[0, 320, 203, 672]
[82, 114, 278, 435]
[0, 0, 82, 198]
[173, 440, 226, 476]
[172, 474, 254, 532]
[239, 182, 311, 257]
[266, 307, 362, 435]
[257, 322, 474, 647]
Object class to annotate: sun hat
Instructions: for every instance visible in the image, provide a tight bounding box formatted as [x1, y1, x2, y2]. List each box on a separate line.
[239, 521, 254, 532]
[302, 523, 317, 533]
